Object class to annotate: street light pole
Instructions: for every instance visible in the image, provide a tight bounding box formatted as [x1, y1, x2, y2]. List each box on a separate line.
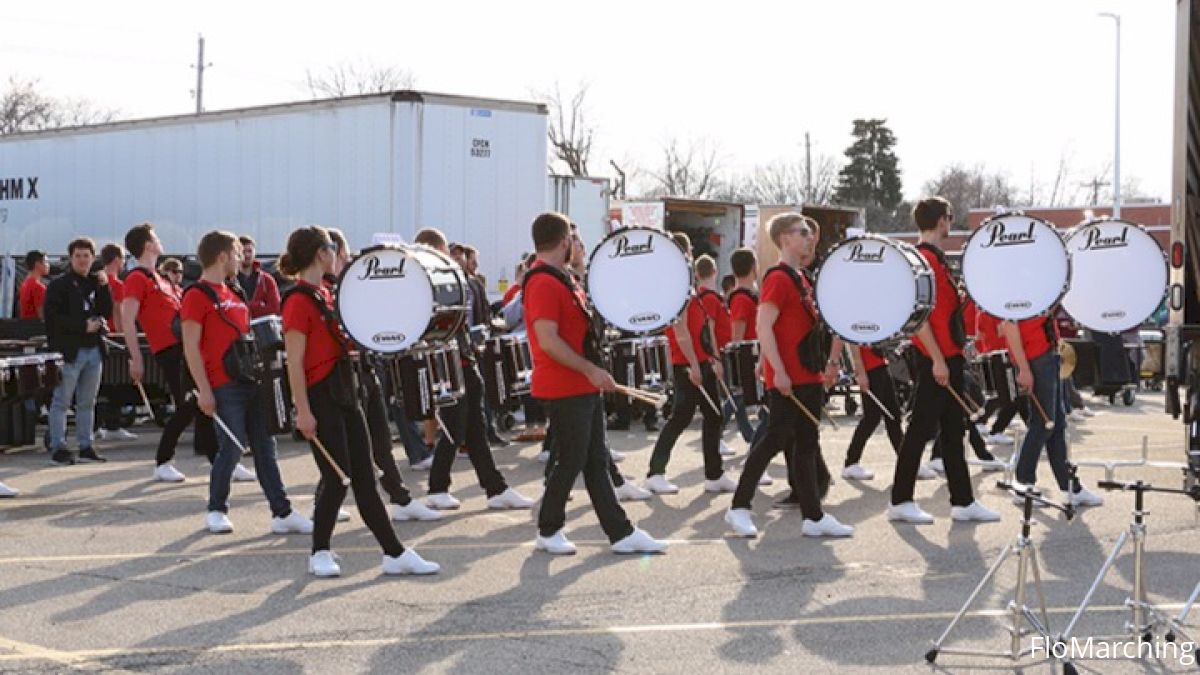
[1099, 12, 1121, 218]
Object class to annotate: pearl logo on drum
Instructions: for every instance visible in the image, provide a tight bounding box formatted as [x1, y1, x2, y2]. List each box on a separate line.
[843, 243, 886, 263]
[982, 221, 1037, 248]
[609, 234, 655, 258]
[1081, 227, 1129, 251]
[357, 255, 407, 281]
[629, 312, 662, 326]
[372, 331, 408, 345]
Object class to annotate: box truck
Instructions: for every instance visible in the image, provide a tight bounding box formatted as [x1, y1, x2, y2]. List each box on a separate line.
[615, 197, 744, 279]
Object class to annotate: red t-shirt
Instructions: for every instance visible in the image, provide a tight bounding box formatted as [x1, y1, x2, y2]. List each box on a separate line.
[977, 312, 1002, 354]
[18, 276, 45, 319]
[697, 288, 732, 352]
[502, 283, 521, 306]
[282, 281, 345, 388]
[913, 246, 963, 360]
[123, 267, 183, 354]
[728, 288, 758, 341]
[179, 281, 250, 390]
[860, 346, 887, 372]
[666, 295, 712, 366]
[760, 267, 822, 388]
[105, 276, 125, 333]
[1013, 316, 1058, 362]
[523, 261, 595, 400]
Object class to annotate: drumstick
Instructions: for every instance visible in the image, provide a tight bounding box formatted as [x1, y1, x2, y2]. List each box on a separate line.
[309, 437, 351, 487]
[434, 408, 456, 446]
[864, 388, 896, 422]
[613, 384, 666, 408]
[135, 381, 154, 415]
[944, 385, 981, 421]
[697, 382, 722, 417]
[1026, 393, 1054, 431]
[784, 392, 822, 428]
[717, 376, 737, 407]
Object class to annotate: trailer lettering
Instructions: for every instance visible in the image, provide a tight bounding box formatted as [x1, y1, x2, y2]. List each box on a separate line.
[470, 138, 491, 158]
[0, 177, 38, 201]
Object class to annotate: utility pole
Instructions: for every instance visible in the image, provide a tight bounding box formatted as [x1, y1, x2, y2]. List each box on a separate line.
[1080, 178, 1111, 207]
[191, 34, 212, 115]
[804, 132, 813, 204]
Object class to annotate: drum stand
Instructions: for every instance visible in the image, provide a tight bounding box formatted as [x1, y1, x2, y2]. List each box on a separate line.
[1177, 581, 1200, 627]
[925, 486, 1074, 668]
[1056, 480, 1199, 674]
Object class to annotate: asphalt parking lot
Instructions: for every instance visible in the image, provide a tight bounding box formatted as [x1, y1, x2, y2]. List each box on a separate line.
[1, 391, 1197, 674]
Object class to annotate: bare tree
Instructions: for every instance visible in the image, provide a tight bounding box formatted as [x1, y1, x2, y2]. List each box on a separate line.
[646, 137, 725, 198]
[0, 76, 119, 135]
[305, 61, 416, 98]
[538, 82, 594, 177]
[924, 164, 1019, 229]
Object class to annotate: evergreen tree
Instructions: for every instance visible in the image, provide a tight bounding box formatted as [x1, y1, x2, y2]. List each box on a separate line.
[834, 119, 904, 215]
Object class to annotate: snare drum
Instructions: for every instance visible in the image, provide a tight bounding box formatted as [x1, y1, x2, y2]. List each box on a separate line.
[250, 316, 284, 354]
[979, 350, 1019, 406]
[335, 244, 468, 354]
[815, 235, 934, 344]
[11, 355, 47, 397]
[391, 343, 466, 421]
[500, 334, 533, 398]
[1062, 218, 1167, 333]
[586, 227, 692, 334]
[962, 213, 1070, 320]
[722, 340, 764, 406]
[609, 338, 645, 388]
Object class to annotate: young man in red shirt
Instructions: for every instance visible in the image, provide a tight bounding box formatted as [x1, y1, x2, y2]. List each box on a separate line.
[695, 254, 738, 458]
[18, 250, 48, 320]
[236, 235, 281, 319]
[843, 345, 904, 480]
[525, 212, 666, 555]
[181, 230, 311, 536]
[96, 243, 139, 442]
[724, 247, 762, 447]
[643, 234, 733, 495]
[725, 214, 852, 538]
[888, 197, 1000, 525]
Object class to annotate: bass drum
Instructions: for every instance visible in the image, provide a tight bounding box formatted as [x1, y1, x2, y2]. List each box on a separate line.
[586, 227, 692, 334]
[962, 212, 1069, 320]
[815, 235, 933, 345]
[1061, 218, 1167, 334]
[335, 244, 468, 354]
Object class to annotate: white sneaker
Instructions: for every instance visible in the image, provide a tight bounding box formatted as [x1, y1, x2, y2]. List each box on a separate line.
[986, 433, 1014, 446]
[643, 474, 679, 495]
[758, 472, 774, 486]
[154, 463, 186, 483]
[1069, 410, 1087, 422]
[535, 529, 577, 555]
[951, 501, 1002, 522]
[426, 492, 462, 510]
[916, 464, 938, 480]
[271, 510, 314, 534]
[487, 487, 534, 510]
[704, 474, 738, 493]
[611, 527, 668, 554]
[1081, 407, 1097, 418]
[979, 459, 1007, 473]
[719, 441, 736, 457]
[391, 500, 444, 521]
[113, 428, 138, 440]
[337, 509, 352, 522]
[928, 458, 945, 474]
[536, 450, 550, 463]
[308, 550, 341, 578]
[614, 481, 652, 501]
[96, 428, 108, 441]
[382, 549, 440, 575]
[0, 481, 19, 498]
[841, 464, 874, 480]
[206, 511, 234, 534]
[232, 464, 257, 482]
[1070, 486, 1105, 508]
[888, 501, 935, 524]
[610, 449, 626, 463]
[802, 513, 855, 537]
[725, 508, 758, 538]
[411, 456, 434, 471]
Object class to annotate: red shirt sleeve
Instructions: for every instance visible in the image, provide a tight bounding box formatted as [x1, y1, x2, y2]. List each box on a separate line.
[523, 277, 561, 327]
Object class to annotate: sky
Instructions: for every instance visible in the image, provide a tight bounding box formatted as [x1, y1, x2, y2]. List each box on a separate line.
[1, 0, 1179, 205]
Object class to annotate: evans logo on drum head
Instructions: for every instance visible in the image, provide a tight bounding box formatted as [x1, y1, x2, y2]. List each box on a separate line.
[982, 221, 1037, 248]
[1101, 310, 1127, 320]
[851, 322, 880, 334]
[843, 243, 886, 264]
[1081, 227, 1129, 251]
[629, 312, 662, 326]
[609, 234, 655, 258]
[357, 255, 407, 281]
[372, 331, 408, 346]
[1004, 300, 1032, 311]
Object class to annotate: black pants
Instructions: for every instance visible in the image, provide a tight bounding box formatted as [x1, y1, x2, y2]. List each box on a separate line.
[538, 393, 634, 542]
[543, 408, 625, 487]
[732, 384, 825, 521]
[989, 399, 1028, 435]
[428, 362, 508, 497]
[154, 344, 217, 465]
[890, 354, 975, 507]
[647, 363, 724, 481]
[307, 376, 404, 557]
[845, 366, 904, 466]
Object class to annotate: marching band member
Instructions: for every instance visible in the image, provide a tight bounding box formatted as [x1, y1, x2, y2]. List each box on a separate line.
[279, 225, 438, 577]
[887, 198, 999, 525]
[842, 345, 904, 480]
[694, 255, 738, 458]
[18, 250, 48, 320]
[525, 212, 666, 555]
[725, 247, 760, 445]
[180, 230, 311, 536]
[725, 214, 852, 538]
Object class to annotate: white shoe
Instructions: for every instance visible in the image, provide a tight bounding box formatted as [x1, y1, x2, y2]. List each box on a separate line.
[411, 456, 434, 471]
[96, 428, 108, 441]
[232, 464, 257, 482]
[611, 527, 668, 554]
[1069, 410, 1087, 422]
[758, 472, 774, 486]
[426, 492, 462, 510]
[0, 481, 19, 498]
[916, 464, 938, 480]
[802, 513, 854, 537]
[536, 450, 550, 463]
[535, 529, 577, 555]
[614, 481, 652, 501]
[1081, 407, 1097, 418]
[719, 441, 736, 457]
[888, 501, 935, 524]
[841, 464, 874, 480]
[985, 433, 1014, 446]
[382, 548, 440, 575]
[704, 474, 738, 493]
[979, 459, 1007, 473]
[951, 501, 1002, 522]
[1070, 486, 1105, 508]
[206, 511, 234, 534]
[643, 474, 679, 495]
[337, 509, 352, 522]
[927, 458, 945, 474]
[271, 510, 314, 534]
[154, 463, 186, 483]
[113, 428, 138, 440]
[725, 508, 758, 538]
[487, 487, 535, 510]
[610, 449, 626, 463]
[391, 500, 445, 521]
[308, 550, 341, 577]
